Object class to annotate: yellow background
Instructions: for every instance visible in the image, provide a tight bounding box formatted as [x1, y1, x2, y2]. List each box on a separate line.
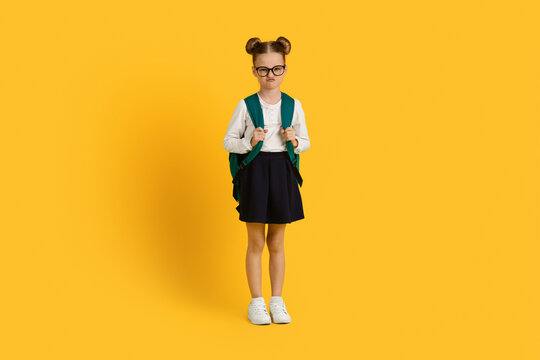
[1, 0, 539, 359]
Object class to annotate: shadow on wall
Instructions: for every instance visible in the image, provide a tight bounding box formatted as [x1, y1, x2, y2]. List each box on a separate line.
[99, 74, 239, 315]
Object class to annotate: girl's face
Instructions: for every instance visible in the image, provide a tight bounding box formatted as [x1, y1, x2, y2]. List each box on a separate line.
[252, 52, 287, 90]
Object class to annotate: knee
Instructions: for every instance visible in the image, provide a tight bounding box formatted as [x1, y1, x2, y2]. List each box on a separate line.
[267, 240, 284, 254]
[247, 241, 265, 255]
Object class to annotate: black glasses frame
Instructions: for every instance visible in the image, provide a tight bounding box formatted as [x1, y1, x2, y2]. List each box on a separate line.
[255, 64, 287, 77]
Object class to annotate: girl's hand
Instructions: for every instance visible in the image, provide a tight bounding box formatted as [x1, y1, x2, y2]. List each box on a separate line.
[250, 127, 268, 147]
[281, 127, 298, 147]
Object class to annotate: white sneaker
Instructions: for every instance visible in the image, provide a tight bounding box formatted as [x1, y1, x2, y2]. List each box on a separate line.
[248, 297, 271, 325]
[268, 296, 291, 324]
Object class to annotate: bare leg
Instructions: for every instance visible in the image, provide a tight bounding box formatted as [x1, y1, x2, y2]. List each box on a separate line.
[245, 222, 266, 298]
[267, 223, 286, 296]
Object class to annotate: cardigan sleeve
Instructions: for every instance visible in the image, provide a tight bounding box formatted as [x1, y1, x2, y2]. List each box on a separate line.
[223, 100, 254, 154]
[292, 99, 310, 154]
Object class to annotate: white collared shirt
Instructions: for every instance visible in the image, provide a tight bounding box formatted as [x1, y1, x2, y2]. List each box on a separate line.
[223, 93, 310, 154]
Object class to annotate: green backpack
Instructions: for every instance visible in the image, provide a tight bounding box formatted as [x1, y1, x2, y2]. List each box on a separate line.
[229, 91, 303, 202]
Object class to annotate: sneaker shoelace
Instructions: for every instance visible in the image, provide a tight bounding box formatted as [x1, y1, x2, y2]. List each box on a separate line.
[251, 302, 269, 315]
[270, 302, 288, 315]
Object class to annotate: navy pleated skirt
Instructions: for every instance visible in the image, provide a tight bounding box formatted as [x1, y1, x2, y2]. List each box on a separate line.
[235, 151, 304, 224]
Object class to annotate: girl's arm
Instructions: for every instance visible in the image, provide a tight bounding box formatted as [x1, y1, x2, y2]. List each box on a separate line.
[223, 100, 254, 154]
[292, 99, 310, 154]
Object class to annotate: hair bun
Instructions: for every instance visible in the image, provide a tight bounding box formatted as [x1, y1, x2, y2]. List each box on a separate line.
[246, 37, 262, 54]
[276, 36, 291, 55]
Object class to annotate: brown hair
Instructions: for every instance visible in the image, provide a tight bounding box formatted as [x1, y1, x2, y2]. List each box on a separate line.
[245, 36, 291, 64]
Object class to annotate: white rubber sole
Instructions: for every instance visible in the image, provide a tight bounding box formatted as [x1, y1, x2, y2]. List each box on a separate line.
[270, 313, 291, 324]
[248, 316, 271, 325]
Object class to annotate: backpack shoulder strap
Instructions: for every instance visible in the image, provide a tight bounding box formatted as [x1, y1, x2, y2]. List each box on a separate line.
[244, 93, 264, 128]
[239, 93, 264, 168]
[281, 91, 303, 187]
[280, 91, 295, 129]
[231, 93, 264, 194]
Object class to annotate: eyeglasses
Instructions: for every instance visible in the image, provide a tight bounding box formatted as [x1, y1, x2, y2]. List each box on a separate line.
[255, 64, 286, 77]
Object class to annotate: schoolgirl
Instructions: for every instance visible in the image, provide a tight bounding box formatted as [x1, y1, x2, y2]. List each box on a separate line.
[223, 36, 310, 325]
